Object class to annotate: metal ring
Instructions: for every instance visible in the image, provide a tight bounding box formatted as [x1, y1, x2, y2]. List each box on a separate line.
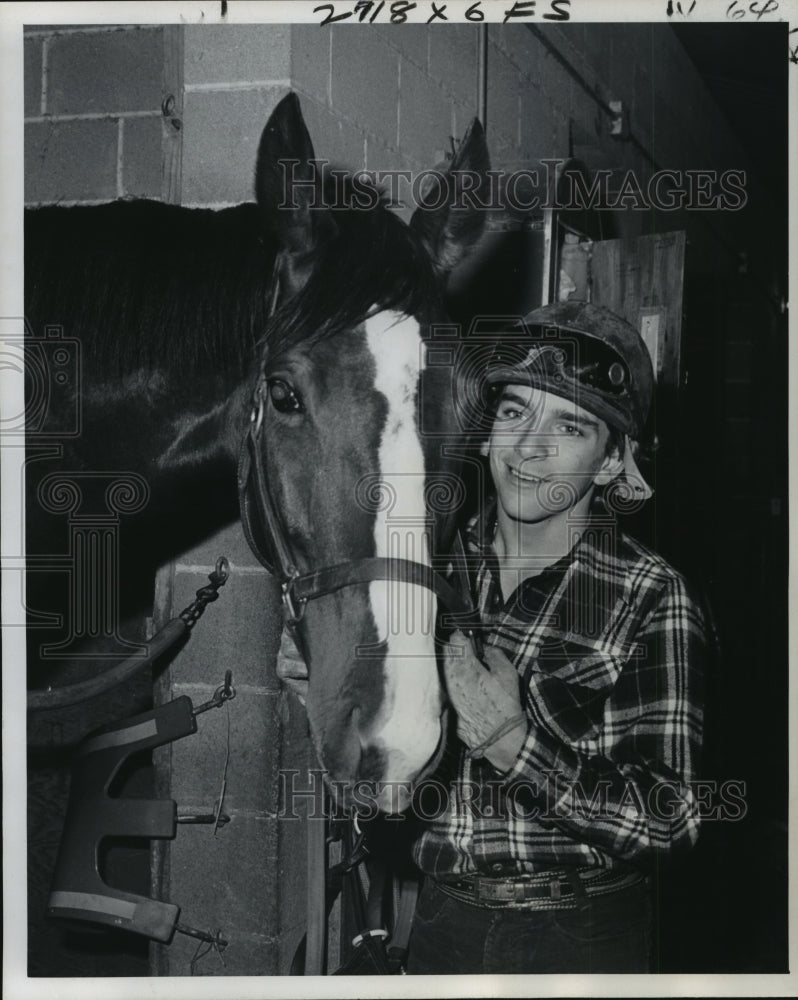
[351, 929, 388, 948]
[214, 556, 230, 583]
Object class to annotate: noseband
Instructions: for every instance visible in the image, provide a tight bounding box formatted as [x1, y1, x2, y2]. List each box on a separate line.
[237, 375, 481, 641]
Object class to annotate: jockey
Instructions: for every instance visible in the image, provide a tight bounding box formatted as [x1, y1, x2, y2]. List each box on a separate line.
[405, 301, 707, 974]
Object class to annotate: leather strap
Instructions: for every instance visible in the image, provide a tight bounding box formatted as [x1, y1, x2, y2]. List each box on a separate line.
[292, 556, 478, 620]
[304, 812, 328, 975]
[387, 873, 420, 973]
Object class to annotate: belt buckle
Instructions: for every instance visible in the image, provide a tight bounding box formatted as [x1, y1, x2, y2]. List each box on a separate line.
[477, 879, 512, 903]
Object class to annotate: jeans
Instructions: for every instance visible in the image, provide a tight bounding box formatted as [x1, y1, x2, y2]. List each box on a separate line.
[406, 877, 652, 974]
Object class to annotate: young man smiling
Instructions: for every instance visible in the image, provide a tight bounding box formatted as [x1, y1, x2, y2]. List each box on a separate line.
[405, 302, 707, 974]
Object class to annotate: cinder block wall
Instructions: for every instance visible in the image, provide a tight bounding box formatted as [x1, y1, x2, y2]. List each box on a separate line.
[25, 20, 756, 978]
[24, 25, 165, 203]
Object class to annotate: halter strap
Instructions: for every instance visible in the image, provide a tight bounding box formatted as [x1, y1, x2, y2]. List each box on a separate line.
[290, 556, 481, 627]
[239, 378, 300, 580]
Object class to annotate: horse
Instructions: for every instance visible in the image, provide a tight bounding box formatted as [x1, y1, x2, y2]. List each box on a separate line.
[25, 92, 490, 813]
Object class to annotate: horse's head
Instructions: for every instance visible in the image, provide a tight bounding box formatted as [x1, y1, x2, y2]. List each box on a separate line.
[241, 94, 489, 812]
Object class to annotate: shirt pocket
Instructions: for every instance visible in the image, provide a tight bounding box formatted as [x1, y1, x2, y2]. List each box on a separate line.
[535, 633, 625, 688]
[524, 633, 627, 743]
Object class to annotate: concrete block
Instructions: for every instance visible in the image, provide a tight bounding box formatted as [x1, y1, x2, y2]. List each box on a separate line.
[428, 24, 478, 101]
[47, 27, 163, 115]
[166, 929, 278, 977]
[121, 115, 161, 199]
[545, 24, 591, 96]
[488, 46, 521, 149]
[568, 90, 602, 154]
[608, 24, 636, 108]
[519, 82, 555, 161]
[551, 108, 570, 160]
[497, 23, 541, 82]
[291, 25, 331, 106]
[373, 24, 429, 70]
[490, 129, 524, 177]
[176, 519, 269, 572]
[363, 137, 417, 218]
[399, 58, 454, 172]
[167, 814, 279, 948]
[24, 35, 42, 118]
[25, 119, 118, 203]
[295, 96, 366, 173]
[181, 86, 289, 205]
[580, 24, 615, 86]
[330, 28, 399, 149]
[167, 568, 282, 689]
[184, 24, 290, 85]
[168, 688, 282, 813]
[537, 46, 571, 117]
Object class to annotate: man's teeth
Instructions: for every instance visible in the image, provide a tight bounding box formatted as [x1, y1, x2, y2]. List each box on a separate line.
[510, 467, 542, 484]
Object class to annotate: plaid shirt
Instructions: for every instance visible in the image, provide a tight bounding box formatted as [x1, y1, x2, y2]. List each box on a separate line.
[412, 501, 706, 878]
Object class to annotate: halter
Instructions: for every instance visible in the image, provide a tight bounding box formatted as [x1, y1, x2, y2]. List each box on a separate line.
[237, 374, 482, 638]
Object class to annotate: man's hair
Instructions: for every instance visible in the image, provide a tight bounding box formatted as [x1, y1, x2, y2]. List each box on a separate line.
[605, 425, 625, 460]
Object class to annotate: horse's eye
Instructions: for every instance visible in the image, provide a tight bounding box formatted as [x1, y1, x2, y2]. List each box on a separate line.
[267, 379, 303, 415]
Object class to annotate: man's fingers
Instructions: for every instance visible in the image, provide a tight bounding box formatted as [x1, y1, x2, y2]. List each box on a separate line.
[482, 645, 520, 697]
[443, 630, 485, 677]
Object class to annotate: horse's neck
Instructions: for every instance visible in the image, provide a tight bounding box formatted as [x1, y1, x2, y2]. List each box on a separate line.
[152, 377, 251, 477]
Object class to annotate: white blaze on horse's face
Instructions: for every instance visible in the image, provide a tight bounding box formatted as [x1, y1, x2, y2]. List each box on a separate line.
[363, 310, 442, 812]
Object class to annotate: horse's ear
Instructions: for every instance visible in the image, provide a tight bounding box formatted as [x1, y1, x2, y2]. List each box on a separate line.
[255, 92, 334, 258]
[410, 118, 490, 277]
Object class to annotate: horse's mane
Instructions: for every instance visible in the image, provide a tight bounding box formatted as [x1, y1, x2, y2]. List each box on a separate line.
[25, 175, 442, 381]
[24, 200, 278, 379]
[262, 173, 442, 364]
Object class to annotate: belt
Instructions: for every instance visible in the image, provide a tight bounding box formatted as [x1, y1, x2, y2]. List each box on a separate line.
[435, 867, 645, 911]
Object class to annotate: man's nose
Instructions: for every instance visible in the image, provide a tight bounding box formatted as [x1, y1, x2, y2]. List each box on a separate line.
[514, 427, 554, 459]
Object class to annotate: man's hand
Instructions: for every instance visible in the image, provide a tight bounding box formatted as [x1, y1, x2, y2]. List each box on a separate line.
[276, 626, 309, 706]
[442, 631, 527, 772]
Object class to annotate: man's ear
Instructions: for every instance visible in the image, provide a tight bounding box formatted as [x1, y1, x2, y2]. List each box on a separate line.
[594, 448, 624, 486]
[479, 439, 490, 457]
